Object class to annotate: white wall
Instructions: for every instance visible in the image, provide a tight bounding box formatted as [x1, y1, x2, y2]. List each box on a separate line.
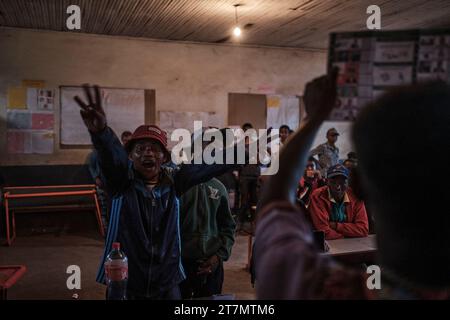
[0, 27, 327, 165]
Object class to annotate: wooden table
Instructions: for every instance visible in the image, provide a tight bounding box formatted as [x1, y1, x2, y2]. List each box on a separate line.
[325, 234, 377, 265]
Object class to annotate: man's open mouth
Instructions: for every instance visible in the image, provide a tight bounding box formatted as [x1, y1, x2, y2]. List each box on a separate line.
[142, 159, 156, 168]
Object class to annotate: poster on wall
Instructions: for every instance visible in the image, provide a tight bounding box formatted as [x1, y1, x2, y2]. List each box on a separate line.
[159, 111, 223, 150]
[417, 34, 450, 82]
[266, 95, 300, 131]
[7, 87, 27, 110]
[37, 89, 54, 111]
[374, 42, 415, 63]
[329, 29, 450, 121]
[5, 83, 55, 154]
[373, 65, 413, 86]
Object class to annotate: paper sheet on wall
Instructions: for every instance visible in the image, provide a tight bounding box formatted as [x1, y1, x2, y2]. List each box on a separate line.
[7, 130, 53, 154]
[22, 80, 46, 88]
[7, 131, 32, 154]
[159, 111, 223, 150]
[37, 89, 54, 111]
[7, 111, 32, 129]
[31, 131, 54, 154]
[32, 113, 54, 130]
[266, 95, 299, 131]
[374, 42, 415, 63]
[61, 87, 145, 145]
[27, 88, 38, 110]
[373, 65, 413, 86]
[7, 87, 27, 109]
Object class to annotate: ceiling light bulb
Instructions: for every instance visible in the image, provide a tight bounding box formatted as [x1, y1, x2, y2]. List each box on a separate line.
[233, 26, 241, 37]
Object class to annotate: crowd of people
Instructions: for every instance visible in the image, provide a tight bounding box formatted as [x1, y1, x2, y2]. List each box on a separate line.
[2, 66, 446, 300]
[73, 77, 375, 300]
[72, 69, 450, 300]
[255, 69, 450, 299]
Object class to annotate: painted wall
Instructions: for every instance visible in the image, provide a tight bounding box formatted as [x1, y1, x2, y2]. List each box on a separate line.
[0, 27, 327, 165]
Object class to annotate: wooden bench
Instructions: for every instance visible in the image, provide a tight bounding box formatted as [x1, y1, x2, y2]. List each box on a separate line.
[0, 265, 27, 300]
[0, 165, 105, 246]
[3, 185, 105, 246]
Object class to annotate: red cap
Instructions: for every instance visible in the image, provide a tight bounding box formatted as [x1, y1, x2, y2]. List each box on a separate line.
[112, 242, 120, 250]
[125, 125, 168, 154]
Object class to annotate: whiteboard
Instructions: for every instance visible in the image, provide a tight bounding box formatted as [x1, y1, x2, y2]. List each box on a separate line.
[60, 87, 145, 145]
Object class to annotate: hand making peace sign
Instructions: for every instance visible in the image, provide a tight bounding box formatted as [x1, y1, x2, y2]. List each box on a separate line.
[73, 84, 107, 133]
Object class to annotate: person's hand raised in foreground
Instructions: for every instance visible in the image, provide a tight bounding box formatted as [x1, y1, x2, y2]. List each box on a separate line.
[303, 67, 339, 123]
[74, 84, 107, 133]
[258, 67, 339, 210]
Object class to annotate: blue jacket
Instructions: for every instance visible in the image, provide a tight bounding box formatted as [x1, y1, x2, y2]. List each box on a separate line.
[92, 127, 238, 297]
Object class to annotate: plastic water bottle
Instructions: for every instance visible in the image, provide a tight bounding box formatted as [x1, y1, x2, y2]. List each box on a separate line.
[104, 242, 128, 300]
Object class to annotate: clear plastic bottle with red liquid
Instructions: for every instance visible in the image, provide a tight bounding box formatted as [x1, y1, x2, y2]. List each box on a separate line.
[104, 242, 128, 300]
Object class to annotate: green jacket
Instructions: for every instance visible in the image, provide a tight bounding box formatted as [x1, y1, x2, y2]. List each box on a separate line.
[180, 178, 236, 262]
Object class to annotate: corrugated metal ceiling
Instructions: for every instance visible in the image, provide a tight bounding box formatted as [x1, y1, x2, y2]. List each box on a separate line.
[1, 0, 450, 49]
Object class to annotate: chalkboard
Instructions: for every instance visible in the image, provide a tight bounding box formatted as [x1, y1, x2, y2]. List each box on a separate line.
[60, 86, 146, 146]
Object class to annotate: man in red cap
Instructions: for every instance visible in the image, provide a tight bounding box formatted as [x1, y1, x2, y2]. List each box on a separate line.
[74, 85, 239, 300]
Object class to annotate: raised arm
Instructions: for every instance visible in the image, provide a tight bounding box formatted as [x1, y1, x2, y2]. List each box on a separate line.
[74, 85, 129, 196]
[175, 162, 240, 196]
[259, 68, 338, 210]
[254, 69, 357, 299]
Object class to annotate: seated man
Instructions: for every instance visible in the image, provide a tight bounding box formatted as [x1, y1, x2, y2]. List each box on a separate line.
[308, 164, 368, 240]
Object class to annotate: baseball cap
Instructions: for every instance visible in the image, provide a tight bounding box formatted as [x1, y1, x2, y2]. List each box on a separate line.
[125, 125, 168, 154]
[327, 128, 340, 136]
[327, 164, 349, 179]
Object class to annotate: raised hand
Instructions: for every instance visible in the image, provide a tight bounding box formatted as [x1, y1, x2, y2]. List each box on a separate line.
[303, 67, 339, 123]
[74, 84, 107, 133]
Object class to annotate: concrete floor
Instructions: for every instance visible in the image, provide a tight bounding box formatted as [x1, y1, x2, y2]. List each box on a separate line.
[0, 230, 256, 300]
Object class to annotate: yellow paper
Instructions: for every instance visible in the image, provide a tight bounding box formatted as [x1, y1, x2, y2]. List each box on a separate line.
[267, 96, 281, 108]
[22, 79, 46, 88]
[8, 87, 27, 109]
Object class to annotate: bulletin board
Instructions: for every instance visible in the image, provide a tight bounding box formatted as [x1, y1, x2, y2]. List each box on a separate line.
[60, 86, 148, 146]
[5, 81, 55, 154]
[328, 29, 450, 121]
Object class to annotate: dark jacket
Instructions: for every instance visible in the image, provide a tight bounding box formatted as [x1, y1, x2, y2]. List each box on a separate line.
[309, 186, 369, 240]
[180, 178, 236, 262]
[93, 127, 238, 298]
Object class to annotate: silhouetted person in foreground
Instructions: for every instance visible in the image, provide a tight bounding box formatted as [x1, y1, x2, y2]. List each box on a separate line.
[255, 68, 450, 299]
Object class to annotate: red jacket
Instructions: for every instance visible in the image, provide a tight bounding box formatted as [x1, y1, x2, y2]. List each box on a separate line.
[309, 186, 369, 240]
